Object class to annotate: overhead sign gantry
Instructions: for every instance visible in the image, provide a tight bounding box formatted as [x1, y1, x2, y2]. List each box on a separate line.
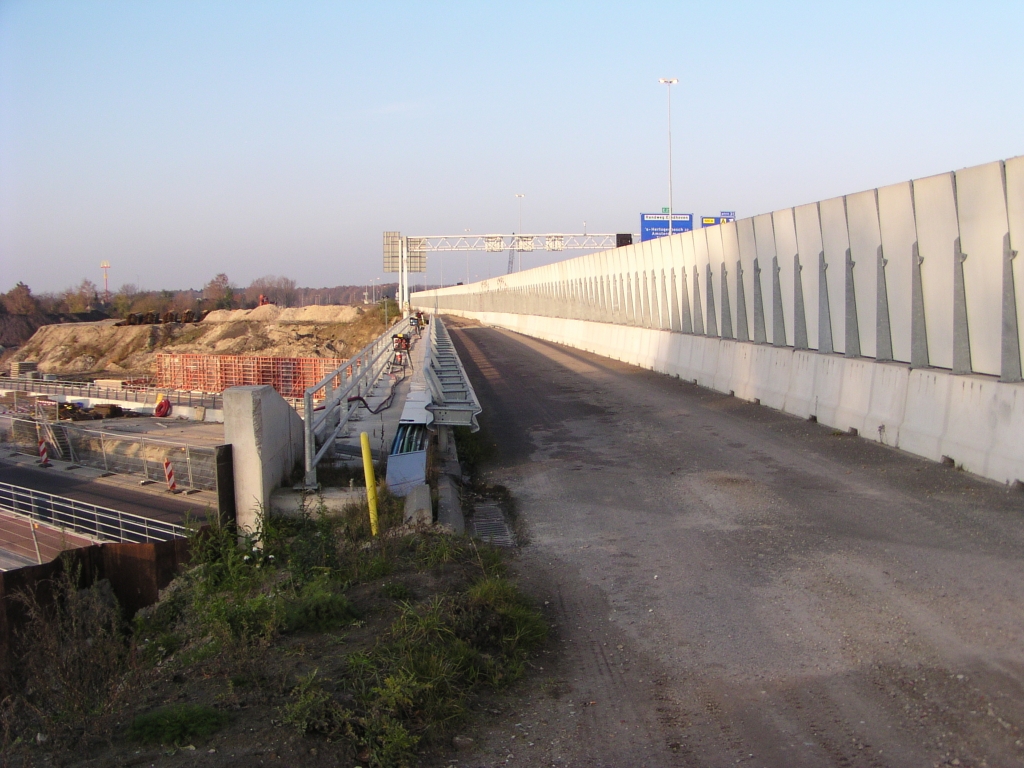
[384, 231, 632, 311]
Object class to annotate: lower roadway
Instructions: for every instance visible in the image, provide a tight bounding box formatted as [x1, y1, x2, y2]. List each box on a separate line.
[0, 458, 211, 525]
[447, 318, 1024, 768]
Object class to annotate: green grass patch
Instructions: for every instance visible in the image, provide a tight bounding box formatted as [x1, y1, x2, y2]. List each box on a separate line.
[284, 576, 359, 633]
[127, 704, 229, 745]
[380, 581, 412, 600]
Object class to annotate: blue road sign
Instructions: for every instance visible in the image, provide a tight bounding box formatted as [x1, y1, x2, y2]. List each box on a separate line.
[700, 212, 737, 227]
[640, 213, 693, 242]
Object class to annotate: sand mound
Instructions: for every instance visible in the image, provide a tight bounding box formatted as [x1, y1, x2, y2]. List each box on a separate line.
[8, 304, 388, 376]
[202, 309, 249, 323]
[202, 305, 359, 324]
[246, 304, 283, 322]
[277, 305, 360, 324]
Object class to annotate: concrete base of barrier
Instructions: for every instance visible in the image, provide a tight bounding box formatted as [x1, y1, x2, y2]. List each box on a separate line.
[431, 309, 1024, 487]
[224, 385, 304, 534]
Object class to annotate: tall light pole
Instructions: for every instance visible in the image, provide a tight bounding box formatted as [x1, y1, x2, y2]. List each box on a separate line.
[659, 77, 678, 236]
[464, 228, 471, 283]
[515, 193, 525, 271]
[99, 261, 111, 302]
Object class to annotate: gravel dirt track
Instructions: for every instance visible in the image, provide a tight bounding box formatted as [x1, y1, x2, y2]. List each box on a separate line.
[445, 318, 1024, 768]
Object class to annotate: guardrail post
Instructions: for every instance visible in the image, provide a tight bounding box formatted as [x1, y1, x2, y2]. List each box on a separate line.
[185, 445, 195, 490]
[304, 389, 317, 488]
[100, 431, 109, 471]
[141, 438, 151, 480]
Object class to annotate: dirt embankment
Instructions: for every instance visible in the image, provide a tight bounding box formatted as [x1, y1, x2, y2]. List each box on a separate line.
[0, 311, 108, 349]
[6, 305, 392, 377]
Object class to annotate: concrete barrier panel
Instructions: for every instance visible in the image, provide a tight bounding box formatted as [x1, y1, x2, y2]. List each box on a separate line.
[713, 339, 738, 393]
[744, 345, 782, 409]
[865, 363, 910, 447]
[819, 197, 850, 354]
[753, 214, 778, 345]
[736, 218, 757, 342]
[811, 355, 847, 428]
[772, 208, 799, 347]
[784, 350, 819, 419]
[695, 336, 720, 388]
[941, 376, 1014, 479]
[913, 173, 958, 370]
[900, 369, 951, 460]
[955, 162, 1010, 377]
[765, 347, 794, 410]
[794, 203, 823, 350]
[846, 190, 883, 360]
[721, 222, 741, 339]
[730, 342, 755, 401]
[877, 181, 917, 363]
[1006, 156, 1024, 375]
[834, 358, 876, 434]
[988, 383, 1024, 484]
[706, 225, 727, 337]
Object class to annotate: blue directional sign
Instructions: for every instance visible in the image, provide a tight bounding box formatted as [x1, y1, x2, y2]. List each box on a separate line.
[640, 213, 693, 242]
[700, 211, 737, 227]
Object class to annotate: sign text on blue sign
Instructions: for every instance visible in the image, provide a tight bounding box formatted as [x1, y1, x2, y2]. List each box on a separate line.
[640, 213, 693, 242]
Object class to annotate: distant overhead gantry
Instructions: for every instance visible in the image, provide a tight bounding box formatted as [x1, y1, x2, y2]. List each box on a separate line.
[384, 230, 633, 313]
[407, 233, 621, 253]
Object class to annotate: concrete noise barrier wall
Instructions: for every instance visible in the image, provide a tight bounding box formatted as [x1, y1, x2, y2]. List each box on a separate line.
[412, 156, 1024, 487]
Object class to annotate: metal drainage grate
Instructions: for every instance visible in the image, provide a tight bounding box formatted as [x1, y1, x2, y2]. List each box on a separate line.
[469, 504, 515, 547]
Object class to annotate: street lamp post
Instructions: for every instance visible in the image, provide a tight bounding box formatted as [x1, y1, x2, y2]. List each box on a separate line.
[515, 194, 525, 271]
[659, 77, 678, 236]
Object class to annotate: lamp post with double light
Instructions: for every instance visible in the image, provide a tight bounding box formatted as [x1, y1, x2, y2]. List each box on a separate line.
[659, 77, 678, 236]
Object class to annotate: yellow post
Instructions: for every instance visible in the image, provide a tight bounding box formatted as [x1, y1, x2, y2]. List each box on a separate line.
[360, 431, 379, 536]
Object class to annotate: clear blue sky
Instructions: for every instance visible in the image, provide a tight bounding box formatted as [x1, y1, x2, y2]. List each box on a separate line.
[1, 1, 1021, 294]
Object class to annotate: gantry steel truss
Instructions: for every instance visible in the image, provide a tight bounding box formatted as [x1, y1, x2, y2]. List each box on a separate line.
[408, 233, 618, 253]
[387, 232, 623, 298]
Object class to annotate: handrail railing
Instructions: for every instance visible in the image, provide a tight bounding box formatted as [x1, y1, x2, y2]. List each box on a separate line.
[303, 317, 411, 487]
[0, 481, 187, 544]
[0, 377, 222, 410]
[3, 416, 218, 492]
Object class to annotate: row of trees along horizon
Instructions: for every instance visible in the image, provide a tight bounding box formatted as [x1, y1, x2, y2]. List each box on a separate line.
[0, 275, 400, 319]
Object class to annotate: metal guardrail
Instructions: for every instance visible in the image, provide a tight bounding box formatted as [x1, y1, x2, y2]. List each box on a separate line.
[0, 481, 186, 544]
[425, 317, 482, 430]
[0, 377, 223, 410]
[5, 417, 218, 492]
[303, 317, 412, 487]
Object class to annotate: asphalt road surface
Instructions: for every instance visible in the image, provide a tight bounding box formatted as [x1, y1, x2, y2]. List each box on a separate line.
[446, 318, 1024, 768]
[0, 459, 210, 525]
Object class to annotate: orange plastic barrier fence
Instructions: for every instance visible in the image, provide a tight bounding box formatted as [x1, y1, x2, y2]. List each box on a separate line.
[155, 354, 345, 400]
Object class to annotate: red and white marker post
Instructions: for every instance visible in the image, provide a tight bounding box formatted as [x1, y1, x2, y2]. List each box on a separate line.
[163, 459, 177, 492]
[38, 439, 50, 467]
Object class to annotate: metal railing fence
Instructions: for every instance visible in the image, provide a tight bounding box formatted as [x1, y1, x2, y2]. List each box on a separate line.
[0, 377, 222, 410]
[303, 317, 412, 487]
[0, 481, 186, 544]
[4, 417, 217, 492]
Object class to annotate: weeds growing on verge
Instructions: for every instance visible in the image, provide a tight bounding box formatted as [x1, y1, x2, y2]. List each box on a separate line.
[127, 703, 229, 745]
[1, 492, 544, 768]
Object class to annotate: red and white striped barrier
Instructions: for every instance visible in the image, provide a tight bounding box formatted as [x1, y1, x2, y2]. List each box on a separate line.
[163, 459, 177, 492]
[38, 439, 50, 467]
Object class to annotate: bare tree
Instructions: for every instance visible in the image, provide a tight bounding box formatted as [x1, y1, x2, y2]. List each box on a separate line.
[2, 282, 40, 315]
[246, 275, 297, 307]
